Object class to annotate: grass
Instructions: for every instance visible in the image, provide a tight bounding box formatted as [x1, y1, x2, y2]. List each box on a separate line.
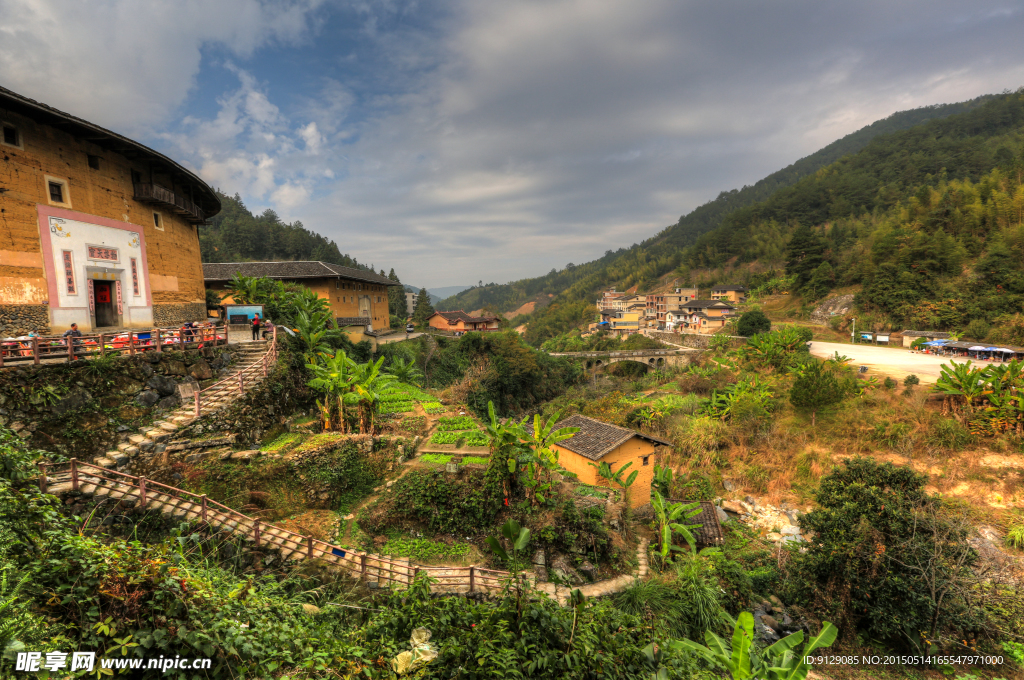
[575, 485, 610, 498]
[380, 535, 472, 563]
[435, 415, 477, 431]
[261, 432, 302, 454]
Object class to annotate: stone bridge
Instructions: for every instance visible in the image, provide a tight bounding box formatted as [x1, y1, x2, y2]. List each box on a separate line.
[546, 348, 697, 370]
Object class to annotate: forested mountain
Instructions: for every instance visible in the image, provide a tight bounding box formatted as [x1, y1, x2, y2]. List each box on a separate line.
[201, 192, 372, 270]
[438, 94, 1001, 339]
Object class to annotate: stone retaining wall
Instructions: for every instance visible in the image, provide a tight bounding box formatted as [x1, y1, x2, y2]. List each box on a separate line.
[0, 346, 236, 459]
[0, 303, 50, 337]
[649, 330, 743, 349]
[153, 302, 207, 326]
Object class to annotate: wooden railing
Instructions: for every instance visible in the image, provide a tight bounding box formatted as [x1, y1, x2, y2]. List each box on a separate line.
[0, 325, 228, 367]
[191, 326, 277, 417]
[38, 458, 510, 592]
[133, 183, 206, 223]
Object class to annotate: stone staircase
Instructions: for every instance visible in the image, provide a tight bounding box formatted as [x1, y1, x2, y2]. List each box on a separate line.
[93, 341, 272, 470]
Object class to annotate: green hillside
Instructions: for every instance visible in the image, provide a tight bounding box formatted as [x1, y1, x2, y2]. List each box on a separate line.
[201, 192, 372, 270]
[437, 94, 1002, 341]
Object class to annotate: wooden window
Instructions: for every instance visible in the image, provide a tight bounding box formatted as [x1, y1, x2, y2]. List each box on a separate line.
[642, 456, 650, 466]
[87, 155, 100, 170]
[153, 212, 163, 230]
[49, 181, 64, 202]
[131, 169, 142, 184]
[2, 124, 19, 147]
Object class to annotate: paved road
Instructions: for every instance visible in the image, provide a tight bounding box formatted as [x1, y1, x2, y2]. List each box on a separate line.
[377, 332, 425, 345]
[809, 341, 955, 383]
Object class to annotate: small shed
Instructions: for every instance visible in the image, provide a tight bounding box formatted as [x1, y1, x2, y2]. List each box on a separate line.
[900, 330, 951, 348]
[552, 415, 672, 508]
[667, 499, 724, 548]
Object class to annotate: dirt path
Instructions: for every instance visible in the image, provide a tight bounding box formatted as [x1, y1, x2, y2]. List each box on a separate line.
[809, 341, 957, 383]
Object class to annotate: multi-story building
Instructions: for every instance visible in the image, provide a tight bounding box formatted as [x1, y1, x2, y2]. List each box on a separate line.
[597, 289, 626, 313]
[0, 85, 221, 334]
[710, 285, 748, 303]
[203, 261, 399, 342]
[405, 290, 417, 316]
[610, 311, 641, 335]
[676, 299, 736, 334]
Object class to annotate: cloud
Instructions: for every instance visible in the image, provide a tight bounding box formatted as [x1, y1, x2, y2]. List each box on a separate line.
[0, 0, 327, 132]
[4, 0, 1024, 289]
[300, 0, 1024, 286]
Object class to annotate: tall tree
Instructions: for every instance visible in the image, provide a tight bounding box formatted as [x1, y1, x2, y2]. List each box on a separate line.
[785, 225, 827, 291]
[413, 288, 435, 325]
[387, 268, 406, 318]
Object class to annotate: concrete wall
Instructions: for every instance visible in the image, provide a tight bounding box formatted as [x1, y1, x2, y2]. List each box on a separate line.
[0, 108, 207, 333]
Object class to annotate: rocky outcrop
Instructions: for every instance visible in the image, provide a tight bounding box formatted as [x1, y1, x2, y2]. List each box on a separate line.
[810, 294, 855, 326]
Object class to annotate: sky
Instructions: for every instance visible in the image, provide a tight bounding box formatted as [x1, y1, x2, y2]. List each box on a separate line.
[3, 1, 1024, 289]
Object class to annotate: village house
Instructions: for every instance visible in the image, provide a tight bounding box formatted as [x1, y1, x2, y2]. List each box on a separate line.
[203, 261, 399, 344]
[426, 310, 501, 333]
[665, 287, 698, 309]
[0, 85, 221, 334]
[710, 285, 748, 303]
[645, 294, 665, 328]
[597, 289, 626, 312]
[676, 299, 736, 334]
[552, 415, 671, 508]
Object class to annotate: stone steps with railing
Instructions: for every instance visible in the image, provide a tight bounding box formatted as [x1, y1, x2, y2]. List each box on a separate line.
[93, 336, 277, 473]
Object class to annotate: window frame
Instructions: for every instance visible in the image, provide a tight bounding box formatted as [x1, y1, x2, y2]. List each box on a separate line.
[152, 211, 164, 231]
[1, 122, 22, 149]
[44, 176, 71, 208]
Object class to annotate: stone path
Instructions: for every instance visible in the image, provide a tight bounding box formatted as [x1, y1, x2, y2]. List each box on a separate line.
[92, 341, 272, 470]
[535, 539, 649, 605]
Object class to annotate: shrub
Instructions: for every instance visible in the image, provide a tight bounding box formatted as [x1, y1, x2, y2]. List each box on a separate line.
[673, 416, 728, 468]
[1006, 523, 1024, 550]
[358, 468, 495, 535]
[790, 361, 846, 426]
[903, 374, 920, 386]
[737, 310, 771, 336]
[787, 458, 983, 650]
[883, 376, 898, 389]
[928, 418, 974, 451]
[964, 318, 991, 341]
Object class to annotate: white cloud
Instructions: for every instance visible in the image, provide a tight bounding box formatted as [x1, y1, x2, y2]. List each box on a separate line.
[0, 0, 326, 133]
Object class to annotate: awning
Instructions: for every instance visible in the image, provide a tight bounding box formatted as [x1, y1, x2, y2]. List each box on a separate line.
[923, 340, 947, 346]
[968, 346, 989, 351]
[996, 348, 1016, 353]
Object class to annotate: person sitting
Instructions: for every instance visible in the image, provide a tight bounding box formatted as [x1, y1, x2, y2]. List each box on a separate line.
[261, 319, 275, 340]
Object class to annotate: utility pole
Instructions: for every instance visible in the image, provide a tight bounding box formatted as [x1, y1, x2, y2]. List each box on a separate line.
[851, 318, 856, 344]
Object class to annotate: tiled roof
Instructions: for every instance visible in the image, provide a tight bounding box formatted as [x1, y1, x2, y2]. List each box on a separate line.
[711, 285, 747, 291]
[430, 310, 498, 323]
[666, 499, 724, 546]
[555, 415, 671, 461]
[900, 330, 951, 338]
[203, 261, 398, 286]
[680, 299, 735, 309]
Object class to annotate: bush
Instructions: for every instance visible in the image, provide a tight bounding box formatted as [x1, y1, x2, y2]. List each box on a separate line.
[903, 374, 920, 386]
[883, 376, 898, 389]
[928, 418, 974, 451]
[737, 310, 771, 337]
[787, 458, 984, 650]
[964, 318, 991, 341]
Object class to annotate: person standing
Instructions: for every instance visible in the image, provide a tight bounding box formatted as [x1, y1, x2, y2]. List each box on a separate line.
[250, 313, 261, 341]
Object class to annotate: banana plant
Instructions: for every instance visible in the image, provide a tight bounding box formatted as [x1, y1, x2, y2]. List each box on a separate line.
[934, 361, 991, 416]
[675, 612, 838, 680]
[651, 490, 702, 560]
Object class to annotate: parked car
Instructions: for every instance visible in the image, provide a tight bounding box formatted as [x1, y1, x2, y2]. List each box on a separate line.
[406, 324, 415, 333]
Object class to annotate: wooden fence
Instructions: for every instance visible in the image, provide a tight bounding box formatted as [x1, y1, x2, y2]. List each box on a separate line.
[0, 325, 228, 367]
[39, 457, 511, 592]
[190, 326, 277, 416]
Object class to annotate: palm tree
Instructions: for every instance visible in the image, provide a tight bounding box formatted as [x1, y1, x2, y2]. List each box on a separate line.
[384, 357, 424, 386]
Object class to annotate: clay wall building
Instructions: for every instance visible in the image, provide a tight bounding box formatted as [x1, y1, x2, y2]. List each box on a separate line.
[551, 415, 671, 508]
[0, 85, 220, 334]
[203, 261, 399, 342]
